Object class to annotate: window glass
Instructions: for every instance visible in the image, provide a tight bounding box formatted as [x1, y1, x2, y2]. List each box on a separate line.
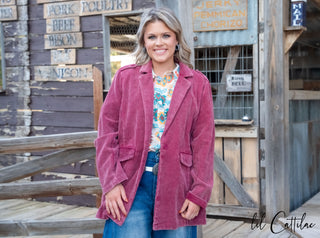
[289, 2, 320, 91]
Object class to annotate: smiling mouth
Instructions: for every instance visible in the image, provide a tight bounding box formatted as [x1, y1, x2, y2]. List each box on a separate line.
[154, 49, 167, 54]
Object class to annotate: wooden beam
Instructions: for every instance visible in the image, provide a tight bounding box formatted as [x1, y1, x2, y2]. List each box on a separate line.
[93, 67, 103, 130]
[214, 120, 254, 126]
[0, 218, 104, 236]
[264, 0, 290, 222]
[0, 148, 96, 183]
[215, 46, 241, 118]
[0, 131, 97, 154]
[214, 153, 257, 208]
[289, 90, 320, 100]
[284, 26, 306, 53]
[206, 204, 259, 219]
[215, 126, 258, 138]
[0, 178, 101, 199]
[310, 0, 320, 9]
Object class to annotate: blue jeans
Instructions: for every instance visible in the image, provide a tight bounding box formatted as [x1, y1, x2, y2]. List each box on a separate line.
[103, 151, 197, 238]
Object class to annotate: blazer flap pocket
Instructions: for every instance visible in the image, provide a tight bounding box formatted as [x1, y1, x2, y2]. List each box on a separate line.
[118, 147, 135, 162]
[180, 152, 193, 167]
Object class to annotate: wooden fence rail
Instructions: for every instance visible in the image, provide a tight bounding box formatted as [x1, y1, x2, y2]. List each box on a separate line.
[0, 130, 260, 236]
[0, 218, 105, 236]
[0, 131, 101, 237]
[0, 178, 101, 199]
[0, 148, 96, 183]
[0, 131, 97, 154]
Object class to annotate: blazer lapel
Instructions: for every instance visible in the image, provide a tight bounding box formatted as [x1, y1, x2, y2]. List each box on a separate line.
[163, 64, 192, 135]
[138, 62, 154, 138]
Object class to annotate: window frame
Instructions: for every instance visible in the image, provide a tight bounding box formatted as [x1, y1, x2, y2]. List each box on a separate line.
[102, 10, 143, 91]
[194, 44, 259, 125]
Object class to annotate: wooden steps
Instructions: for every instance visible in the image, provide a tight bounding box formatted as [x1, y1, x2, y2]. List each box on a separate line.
[1, 194, 320, 237]
[0, 199, 102, 237]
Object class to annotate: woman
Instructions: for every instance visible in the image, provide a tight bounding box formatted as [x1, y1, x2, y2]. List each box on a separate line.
[95, 7, 215, 238]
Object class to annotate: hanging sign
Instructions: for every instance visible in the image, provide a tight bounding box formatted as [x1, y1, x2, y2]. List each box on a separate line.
[44, 32, 83, 49]
[193, 0, 248, 32]
[226, 74, 252, 92]
[291, 0, 306, 26]
[0, 0, 16, 6]
[0, 5, 17, 21]
[80, 0, 132, 16]
[51, 49, 76, 65]
[34, 65, 93, 81]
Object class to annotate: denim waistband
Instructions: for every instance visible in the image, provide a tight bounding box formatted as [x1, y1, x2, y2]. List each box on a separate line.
[147, 151, 159, 164]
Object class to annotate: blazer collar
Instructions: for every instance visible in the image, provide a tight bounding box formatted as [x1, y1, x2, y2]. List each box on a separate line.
[138, 60, 193, 137]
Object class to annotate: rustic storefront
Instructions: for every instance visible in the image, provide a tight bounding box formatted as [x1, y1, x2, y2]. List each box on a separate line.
[0, 0, 319, 224]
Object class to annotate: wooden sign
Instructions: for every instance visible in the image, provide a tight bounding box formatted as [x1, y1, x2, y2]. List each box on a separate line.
[80, 0, 132, 16]
[0, 5, 17, 21]
[193, 0, 248, 32]
[51, 49, 76, 65]
[34, 65, 93, 81]
[0, 0, 16, 6]
[226, 74, 252, 92]
[44, 32, 83, 49]
[46, 17, 80, 33]
[44, 1, 80, 19]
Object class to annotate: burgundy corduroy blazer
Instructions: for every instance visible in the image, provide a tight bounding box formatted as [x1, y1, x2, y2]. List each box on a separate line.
[95, 61, 215, 230]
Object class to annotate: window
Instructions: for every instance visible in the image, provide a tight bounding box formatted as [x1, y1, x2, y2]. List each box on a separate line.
[289, 2, 320, 91]
[0, 23, 5, 92]
[195, 45, 254, 120]
[103, 12, 141, 90]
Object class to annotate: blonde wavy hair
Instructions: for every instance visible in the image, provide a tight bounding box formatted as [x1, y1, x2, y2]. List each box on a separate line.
[133, 8, 193, 69]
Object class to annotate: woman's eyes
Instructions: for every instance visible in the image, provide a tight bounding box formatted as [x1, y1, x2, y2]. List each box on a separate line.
[147, 34, 171, 40]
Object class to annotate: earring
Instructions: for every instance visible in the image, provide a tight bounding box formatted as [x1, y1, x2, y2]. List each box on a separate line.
[175, 44, 180, 52]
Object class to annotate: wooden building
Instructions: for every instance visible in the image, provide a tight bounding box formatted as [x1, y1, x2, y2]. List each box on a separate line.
[0, 0, 319, 225]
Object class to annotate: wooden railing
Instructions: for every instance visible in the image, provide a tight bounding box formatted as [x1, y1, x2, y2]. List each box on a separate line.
[0, 131, 105, 237]
[0, 131, 261, 236]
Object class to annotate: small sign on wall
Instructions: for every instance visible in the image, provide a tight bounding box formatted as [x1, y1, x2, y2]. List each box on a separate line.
[0, 5, 17, 21]
[51, 49, 76, 65]
[34, 65, 93, 81]
[226, 74, 252, 92]
[44, 32, 83, 49]
[46, 17, 80, 33]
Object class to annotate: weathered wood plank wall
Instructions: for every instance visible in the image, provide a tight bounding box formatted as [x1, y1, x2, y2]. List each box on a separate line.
[0, 0, 31, 178]
[209, 131, 260, 210]
[289, 100, 320, 211]
[0, 0, 30, 140]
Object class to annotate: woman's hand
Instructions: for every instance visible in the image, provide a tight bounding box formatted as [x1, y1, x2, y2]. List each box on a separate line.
[105, 184, 128, 221]
[179, 199, 200, 220]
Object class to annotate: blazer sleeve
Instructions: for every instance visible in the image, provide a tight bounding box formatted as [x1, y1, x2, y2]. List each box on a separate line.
[95, 70, 127, 195]
[187, 78, 215, 209]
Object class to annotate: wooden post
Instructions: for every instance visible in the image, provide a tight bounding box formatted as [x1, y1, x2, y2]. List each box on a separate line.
[93, 67, 103, 131]
[93, 66, 103, 238]
[215, 46, 241, 119]
[264, 0, 290, 222]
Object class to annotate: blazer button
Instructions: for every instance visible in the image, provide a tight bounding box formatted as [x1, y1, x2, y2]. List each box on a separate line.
[162, 144, 168, 150]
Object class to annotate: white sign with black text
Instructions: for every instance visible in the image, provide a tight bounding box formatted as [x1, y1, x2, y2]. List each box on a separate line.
[226, 74, 252, 92]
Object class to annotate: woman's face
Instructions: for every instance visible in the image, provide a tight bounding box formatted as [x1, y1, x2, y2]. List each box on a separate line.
[143, 20, 178, 69]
